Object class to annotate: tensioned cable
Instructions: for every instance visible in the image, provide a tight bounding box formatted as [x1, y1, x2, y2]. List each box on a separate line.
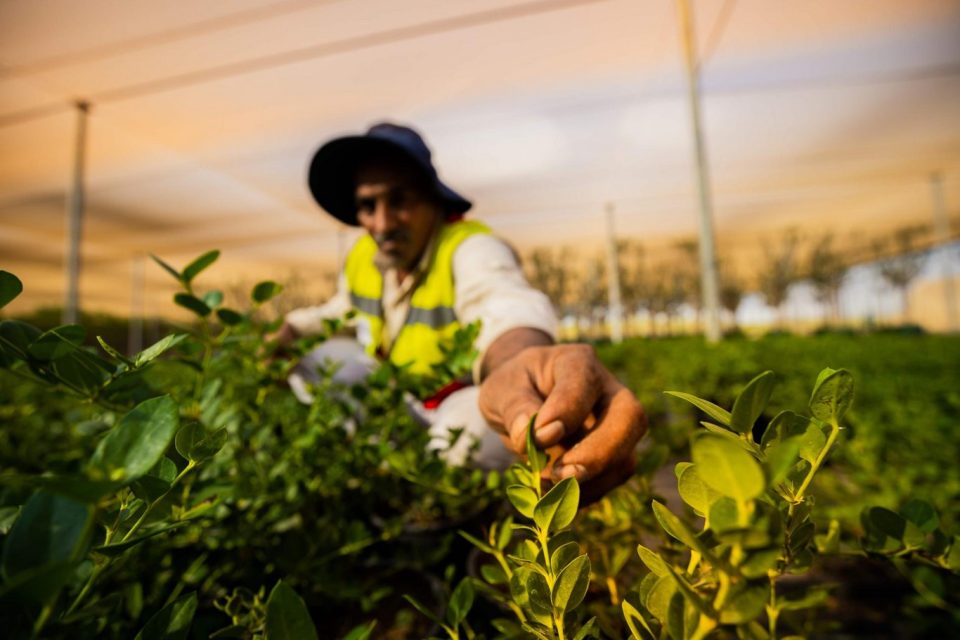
[0, 0, 612, 127]
[0, 0, 343, 78]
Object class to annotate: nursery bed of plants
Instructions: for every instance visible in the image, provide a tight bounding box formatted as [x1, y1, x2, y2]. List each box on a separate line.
[1, 254, 958, 639]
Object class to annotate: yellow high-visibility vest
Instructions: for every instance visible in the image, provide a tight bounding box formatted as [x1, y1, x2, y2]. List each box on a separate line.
[344, 220, 490, 376]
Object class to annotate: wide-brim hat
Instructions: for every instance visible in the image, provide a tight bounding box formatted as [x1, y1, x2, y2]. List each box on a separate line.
[307, 122, 472, 226]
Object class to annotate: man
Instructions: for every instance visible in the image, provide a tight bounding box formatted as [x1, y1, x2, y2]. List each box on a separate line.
[278, 123, 646, 502]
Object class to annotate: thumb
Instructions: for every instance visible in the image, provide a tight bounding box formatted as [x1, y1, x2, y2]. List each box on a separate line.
[479, 382, 544, 456]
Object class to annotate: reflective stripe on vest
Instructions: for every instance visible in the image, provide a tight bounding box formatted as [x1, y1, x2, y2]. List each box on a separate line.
[344, 220, 491, 376]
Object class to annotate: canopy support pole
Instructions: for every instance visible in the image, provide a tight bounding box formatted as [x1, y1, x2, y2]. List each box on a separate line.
[931, 172, 958, 332]
[676, 0, 722, 342]
[605, 203, 624, 343]
[63, 101, 90, 325]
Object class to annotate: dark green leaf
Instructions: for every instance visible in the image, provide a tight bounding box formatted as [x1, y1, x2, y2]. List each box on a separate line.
[174, 293, 211, 317]
[1, 491, 93, 581]
[97, 336, 134, 366]
[692, 434, 765, 501]
[176, 423, 227, 462]
[342, 621, 377, 640]
[88, 396, 179, 483]
[533, 477, 579, 534]
[216, 308, 244, 326]
[265, 580, 319, 640]
[446, 578, 474, 627]
[133, 591, 197, 640]
[864, 506, 906, 541]
[572, 616, 599, 640]
[0, 319, 41, 359]
[525, 414, 547, 477]
[764, 435, 803, 487]
[0, 271, 23, 309]
[730, 371, 775, 435]
[27, 325, 85, 360]
[900, 499, 939, 534]
[664, 391, 731, 426]
[760, 410, 810, 449]
[94, 522, 189, 557]
[252, 280, 283, 304]
[809, 368, 854, 423]
[151, 254, 182, 282]
[181, 250, 220, 284]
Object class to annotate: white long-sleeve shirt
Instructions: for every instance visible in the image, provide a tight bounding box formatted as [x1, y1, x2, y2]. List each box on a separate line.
[285, 230, 558, 380]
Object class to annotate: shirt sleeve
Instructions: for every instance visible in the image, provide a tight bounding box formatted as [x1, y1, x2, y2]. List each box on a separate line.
[452, 233, 558, 381]
[285, 271, 352, 336]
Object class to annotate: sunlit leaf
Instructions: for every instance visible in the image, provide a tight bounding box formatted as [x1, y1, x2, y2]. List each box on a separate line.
[664, 391, 731, 426]
[134, 591, 197, 640]
[692, 433, 766, 502]
[88, 396, 179, 483]
[533, 477, 579, 534]
[809, 368, 854, 423]
[730, 370, 775, 435]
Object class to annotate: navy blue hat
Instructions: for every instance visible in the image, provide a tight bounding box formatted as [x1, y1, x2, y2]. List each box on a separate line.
[308, 122, 472, 226]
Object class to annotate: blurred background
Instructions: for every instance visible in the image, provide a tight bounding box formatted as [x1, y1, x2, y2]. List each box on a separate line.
[2, 0, 959, 343]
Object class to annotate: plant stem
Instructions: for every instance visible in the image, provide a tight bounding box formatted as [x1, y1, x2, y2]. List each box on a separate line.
[789, 418, 840, 516]
[121, 461, 196, 543]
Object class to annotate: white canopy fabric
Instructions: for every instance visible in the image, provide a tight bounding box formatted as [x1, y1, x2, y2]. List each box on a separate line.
[1, 0, 959, 318]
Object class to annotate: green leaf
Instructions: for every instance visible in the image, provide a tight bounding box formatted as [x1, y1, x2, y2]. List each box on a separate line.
[533, 477, 579, 534]
[0, 271, 24, 309]
[525, 414, 547, 477]
[691, 434, 766, 501]
[636, 544, 668, 577]
[900, 499, 939, 534]
[552, 554, 590, 613]
[175, 423, 227, 462]
[708, 497, 742, 533]
[944, 536, 960, 571]
[151, 254, 182, 282]
[0, 319, 41, 359]
[651, 501, 715, 560]
[809, 368, 854, 423]
[760, 410, 810, 449]
[265, 580, 319, 640]
[551, 541, 580, 575]
[677, 464, 719, 516]
[572, 616, 599, 640]
[403, 594, 443, 626]
[522, 567, 553, 618]
[202, 289, 224, 309]
[864, 506, 906, 541]
[252, 280, 283, 304]
[134, 591, 198, 640]
[458, 530, 495, 554]
[88, 396, 180, 483]
[342, 621, 377, 640]
[446, 577, 474, 627]
[496, 515, 514, 550]
[135, 334, 186, 367]
[480, 564, 507, 585]
[1, 491, 93, 582]
[507, 485, 538, 518]
[661, 564, 714, 618]
[718, 582, 769, 624]
[27, 325, 85, 360]
[174, 293, 212, 317]
[622, 597, 656, 639]
[740, 548, 780, 578]
[643, 575, 677, 623]
[664, 391, 731, 426]
[216, 308, 244, 326]
[730, 371, 775, 435]
[97, 335, 134, 366]
[764, 435, 803, 487]
[181, 250, 220, 284]
[94, 521, 189, 557]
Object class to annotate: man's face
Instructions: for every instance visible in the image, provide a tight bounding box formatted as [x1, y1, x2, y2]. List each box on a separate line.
[354, 161, 443, 271]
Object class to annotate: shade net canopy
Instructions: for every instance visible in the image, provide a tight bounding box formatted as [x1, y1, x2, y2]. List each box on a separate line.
[1, 0, 959, 319]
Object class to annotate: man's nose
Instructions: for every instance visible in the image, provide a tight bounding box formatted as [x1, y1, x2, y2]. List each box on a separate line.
[369, 199, 399, 234]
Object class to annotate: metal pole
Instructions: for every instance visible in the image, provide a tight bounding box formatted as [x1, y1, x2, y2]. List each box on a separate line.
[675, 0, 722, 342]
[128, 254, 145, 354]
[63, 101, 90, 325]
[931, 172, 958, 332]
[605, 203, 624, 343]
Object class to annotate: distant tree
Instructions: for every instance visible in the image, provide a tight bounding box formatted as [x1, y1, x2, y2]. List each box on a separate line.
[616, 239, 646, 335]
[524, 247, 574, 316]
[578, 255, 608, 339]
[874, 226, 928, 323]
[807, 234, 849, 324]
[758, 230, 800, 327]
[718, 266, 744, 330]
[674, 238, 702, 331]
[641, 264, 686, 336]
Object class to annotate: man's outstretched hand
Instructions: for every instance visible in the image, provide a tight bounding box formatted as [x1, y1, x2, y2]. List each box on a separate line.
[478, 336, 647, 504]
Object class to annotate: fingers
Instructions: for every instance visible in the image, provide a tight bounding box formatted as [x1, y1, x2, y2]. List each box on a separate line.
[551, 380, 647, 484]
[533, 344, 603, 448]
[478, 368, 544, 455]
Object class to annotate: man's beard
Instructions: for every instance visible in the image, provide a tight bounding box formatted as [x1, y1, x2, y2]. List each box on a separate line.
[372, 229, 411, 270]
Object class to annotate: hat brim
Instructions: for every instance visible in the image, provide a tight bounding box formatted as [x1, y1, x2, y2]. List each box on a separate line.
[307, 135, 471, 226]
